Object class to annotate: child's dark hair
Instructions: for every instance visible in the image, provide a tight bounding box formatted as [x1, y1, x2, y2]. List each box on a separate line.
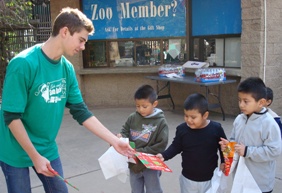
[134, 85, 157, 103]
[184, 93, 208, 115]
[266, 87, 273, 106]
[237, 77, 266, 101]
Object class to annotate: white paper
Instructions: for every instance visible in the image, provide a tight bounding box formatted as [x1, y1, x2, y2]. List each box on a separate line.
[98, 138, 129, 183]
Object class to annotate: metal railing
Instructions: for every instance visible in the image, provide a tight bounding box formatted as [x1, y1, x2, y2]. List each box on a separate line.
[0, 1, 51, 97]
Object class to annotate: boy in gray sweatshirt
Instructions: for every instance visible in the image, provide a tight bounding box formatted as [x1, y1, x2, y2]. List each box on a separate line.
[220, 77, 281, 193]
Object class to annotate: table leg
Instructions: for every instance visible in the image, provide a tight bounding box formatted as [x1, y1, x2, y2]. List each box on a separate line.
[205, 85, 226, 121]
[156, 80, 175, 109]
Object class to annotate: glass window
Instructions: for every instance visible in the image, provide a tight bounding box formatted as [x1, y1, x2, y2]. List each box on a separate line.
[135, 40, 161, 66]
[84, 38, 187, 68]
[84, 41, 107, 68]
[215, 39, 224, 67]
[193, 37, 241, 68]
[110, 41, 134, 67]
[225, 37, 241, 67]
[193, 38, 200, 61]
[163, 39, 187, 64]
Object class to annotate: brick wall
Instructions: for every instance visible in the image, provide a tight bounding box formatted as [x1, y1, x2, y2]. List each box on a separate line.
[241, 0, 282, 115]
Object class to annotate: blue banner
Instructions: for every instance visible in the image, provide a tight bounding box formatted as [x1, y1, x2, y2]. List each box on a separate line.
[82, 0, 186, 40]
[192, 0, 241, 36]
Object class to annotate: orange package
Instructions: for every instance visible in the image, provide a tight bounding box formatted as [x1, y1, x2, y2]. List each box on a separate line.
[223, 141, 236, 176]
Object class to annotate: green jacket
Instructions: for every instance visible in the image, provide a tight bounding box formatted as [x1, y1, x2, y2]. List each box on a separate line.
[120, 108, 169, 173]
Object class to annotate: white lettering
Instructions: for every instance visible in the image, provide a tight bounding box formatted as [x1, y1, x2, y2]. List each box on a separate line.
[91, 4, 98, 20]
[138, 6, 149, 18]
[131, 6, 138, 18]
[164, 5, 171, 17]
[91, 4, 113, 20]
[120, 1, 171, 19]
[120, 26, 133, 31]
[105, 27, 111, 32]
[150, 1, 156, 17]
[156, 25, 165, 30]
[147, 25, 154, 30]
[120, 2, 130, 18]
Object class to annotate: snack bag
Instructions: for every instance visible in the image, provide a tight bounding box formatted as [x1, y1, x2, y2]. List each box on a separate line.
[223, 141, 236, 176]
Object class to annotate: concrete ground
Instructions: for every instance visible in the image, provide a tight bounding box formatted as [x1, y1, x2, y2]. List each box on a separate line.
[0, 107, 282, 193]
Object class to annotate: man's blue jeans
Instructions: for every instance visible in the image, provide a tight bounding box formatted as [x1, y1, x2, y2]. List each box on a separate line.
[0, 157, 68, 193]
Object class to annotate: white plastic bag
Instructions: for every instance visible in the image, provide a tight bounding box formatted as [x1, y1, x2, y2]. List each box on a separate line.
[229, 152, 239, 175]
[230, 156, 261, 193]
[205, 167, 228, 193]
[98, 138, 129, 183]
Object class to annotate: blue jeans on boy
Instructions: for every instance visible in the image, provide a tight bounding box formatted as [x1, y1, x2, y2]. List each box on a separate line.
[0, 157, 68, 193]
[130, 169, 162, 193]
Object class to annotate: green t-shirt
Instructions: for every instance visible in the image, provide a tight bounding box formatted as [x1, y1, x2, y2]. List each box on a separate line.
[0, 44, 83, 167]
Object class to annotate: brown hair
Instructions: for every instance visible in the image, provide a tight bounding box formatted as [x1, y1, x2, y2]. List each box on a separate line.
[52, 7, 94, 36]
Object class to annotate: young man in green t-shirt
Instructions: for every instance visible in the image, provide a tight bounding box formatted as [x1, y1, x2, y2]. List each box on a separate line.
[0, 7, 134, 193]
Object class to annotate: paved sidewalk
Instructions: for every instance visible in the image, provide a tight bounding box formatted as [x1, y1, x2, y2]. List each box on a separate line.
[0, 107, 281, 193]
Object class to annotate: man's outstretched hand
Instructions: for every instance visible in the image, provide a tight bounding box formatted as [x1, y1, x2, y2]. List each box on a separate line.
[113, 139, 135, 158]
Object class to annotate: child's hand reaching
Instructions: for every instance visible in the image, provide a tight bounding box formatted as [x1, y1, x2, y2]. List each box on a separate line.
[219, 137, 229, 151]
[219, 163, 225, 172]
[156, 153, 164, 161]
[234, 142, 246, 156]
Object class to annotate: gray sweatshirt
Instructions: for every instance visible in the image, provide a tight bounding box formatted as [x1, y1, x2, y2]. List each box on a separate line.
[230, 107, 282, 192]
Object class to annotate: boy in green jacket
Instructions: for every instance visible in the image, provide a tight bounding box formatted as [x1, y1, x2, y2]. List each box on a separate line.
[118, 84, 169, 193]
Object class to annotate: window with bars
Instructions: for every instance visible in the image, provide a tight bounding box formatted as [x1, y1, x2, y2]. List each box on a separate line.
[0, 0, 51, 97]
